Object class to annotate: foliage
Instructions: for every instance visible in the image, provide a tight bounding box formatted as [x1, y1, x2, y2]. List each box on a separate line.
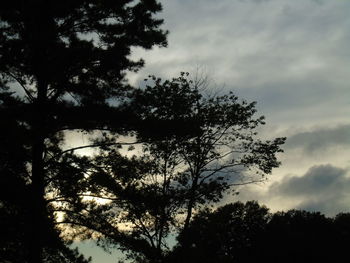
[0, 198, 92, 263]
[0, 1, 167, 262]
[0, 0, 167, 105]
[0, 2, 287, 263]
[0, 92, 89, 263]
[170, 201, 350, 263]
[65, 74, 285, 263]
[265, 210, 339, 262]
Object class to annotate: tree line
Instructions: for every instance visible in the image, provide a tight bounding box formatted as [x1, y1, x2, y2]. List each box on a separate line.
[171, 201, 350, 263]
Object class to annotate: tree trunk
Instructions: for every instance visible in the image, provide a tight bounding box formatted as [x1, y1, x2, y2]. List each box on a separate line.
[29, 136, 46, 263]
[183, 174, 199, 231]
[28, 79, 48, 263]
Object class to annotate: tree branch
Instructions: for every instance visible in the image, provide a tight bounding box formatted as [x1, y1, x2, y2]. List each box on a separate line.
[2, 71, 35, 101]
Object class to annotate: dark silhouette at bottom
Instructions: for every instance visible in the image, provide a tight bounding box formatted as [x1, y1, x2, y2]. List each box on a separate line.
[168, 201, 350, 263]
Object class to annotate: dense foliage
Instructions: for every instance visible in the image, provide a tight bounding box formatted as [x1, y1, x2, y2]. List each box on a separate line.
[0, 1, 167, 262]
[171, 201, 350, 263]
[62, 74, 285, 263]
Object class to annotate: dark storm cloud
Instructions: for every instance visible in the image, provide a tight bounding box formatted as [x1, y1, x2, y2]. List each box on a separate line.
[285, 125, 350, 153]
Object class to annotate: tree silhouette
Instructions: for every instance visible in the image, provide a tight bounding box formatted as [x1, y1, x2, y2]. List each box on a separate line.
[0, 91, 89, 262]
[170, 201, 350, 263]
[61, 74, 285, 263]
[170, 201, 270, 263]
[0, 1, 167, 262]
[264, 210, 343, 263]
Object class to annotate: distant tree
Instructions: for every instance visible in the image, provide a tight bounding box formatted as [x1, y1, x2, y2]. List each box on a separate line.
[63, 74, 285, 263]
[170, 201, 270, 263]
[170, 201, 350, 263]
[333, 212, 350, 256]
[265, 210, 341, 263]
[0, 1, 167, 262]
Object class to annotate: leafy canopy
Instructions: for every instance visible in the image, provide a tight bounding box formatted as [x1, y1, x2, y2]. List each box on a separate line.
[62, 73, 285, 263]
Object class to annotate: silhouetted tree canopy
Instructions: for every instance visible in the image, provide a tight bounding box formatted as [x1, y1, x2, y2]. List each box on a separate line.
[61, 74, 285, 263]
[170, 201, 270, 263]
[264, 210, 347, 263]
[170, 201, 350, 263]
[0, 94, 89, 263]
[0, 1, 167, 262]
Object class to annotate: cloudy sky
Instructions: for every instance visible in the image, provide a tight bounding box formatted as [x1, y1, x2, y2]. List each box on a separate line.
[79, 0, 350, 261]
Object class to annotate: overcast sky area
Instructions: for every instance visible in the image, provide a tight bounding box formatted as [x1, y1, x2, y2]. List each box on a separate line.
[78, 0, 350, 261]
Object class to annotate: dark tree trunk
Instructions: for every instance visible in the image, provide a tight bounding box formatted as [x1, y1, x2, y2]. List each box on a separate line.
[28, 79, 48, 263]
[183, 175, 199, 232]
[29, 135, 46, 263]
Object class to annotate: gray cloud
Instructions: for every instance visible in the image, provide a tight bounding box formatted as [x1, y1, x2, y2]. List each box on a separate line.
[130, 0, 350, 218]
[130, 0, 350, 217]
[235, 164, 350, 216]
[285, 125, 350, 153]
[267, 164, 350, 216]
[270, 164, 348, 196]
[128, 0, 350, 127]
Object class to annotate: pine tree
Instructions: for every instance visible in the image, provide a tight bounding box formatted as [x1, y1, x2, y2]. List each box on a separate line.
[0, 1, 167, 262]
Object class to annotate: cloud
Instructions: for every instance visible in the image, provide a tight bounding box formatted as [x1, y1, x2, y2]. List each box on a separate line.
[128, 0, 350, 128]
[285, 124, 350, 153]
[271, 164, 350, 215]
[130, 0, 350, 218]
[270, 164, 348, 197]
[129, 0, 350, 218]
[237, 164, 350, 216]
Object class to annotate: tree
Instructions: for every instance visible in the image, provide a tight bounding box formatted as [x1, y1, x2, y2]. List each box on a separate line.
[0, 200, 92, 263]
[265, 210, 336, 263]
[63, 73, 285, 263]
[0, 1, 167, 262]
[0, 89, 90, 263]
[170, 201, 270, 263]
[171, 201, 350, 263]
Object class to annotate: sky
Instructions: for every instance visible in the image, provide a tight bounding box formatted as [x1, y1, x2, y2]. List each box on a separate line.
[78, 0, 350, 261]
